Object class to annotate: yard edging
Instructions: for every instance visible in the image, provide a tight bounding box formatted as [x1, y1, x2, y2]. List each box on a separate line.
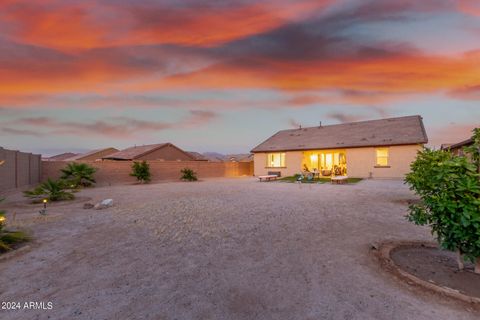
[372, 241, 480, 308]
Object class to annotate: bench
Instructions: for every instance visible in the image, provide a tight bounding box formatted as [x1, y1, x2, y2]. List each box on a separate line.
[331, 176, 348, 184]
[258, 175, 278, 182]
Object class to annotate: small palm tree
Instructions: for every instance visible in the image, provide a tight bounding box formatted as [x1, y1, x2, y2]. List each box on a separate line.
[61, 162, 97, 188]
[24, 179, 74, 202]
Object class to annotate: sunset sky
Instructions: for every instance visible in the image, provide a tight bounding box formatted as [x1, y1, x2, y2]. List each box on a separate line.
[0, 0, 479, 155]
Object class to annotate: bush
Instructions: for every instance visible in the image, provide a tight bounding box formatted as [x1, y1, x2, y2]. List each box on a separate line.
[0, 198, 5, 233]
[24, 179, 75, 202]
[405, 128, 480, 273]
[0, 231, 30, 253]
[61, 162, 96, 188]
[130, 161, 151, 183]
[180, 168, 198, 181]
[0, 198, 30, 253]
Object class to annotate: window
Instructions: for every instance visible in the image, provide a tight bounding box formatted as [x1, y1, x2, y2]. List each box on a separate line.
[376, 148, 389, 166]
[266, 153, 285, 167]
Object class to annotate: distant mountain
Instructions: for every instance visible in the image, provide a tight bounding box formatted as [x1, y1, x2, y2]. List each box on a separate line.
[202, 152, 226, 162]
[201, 152, 253, 162]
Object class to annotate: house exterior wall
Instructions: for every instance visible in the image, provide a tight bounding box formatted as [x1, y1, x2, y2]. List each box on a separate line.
[137, 145, 193, 161]
[253, 151, 302, 177]
[253, 144, 422, 179]
[346, 144, 421, 179]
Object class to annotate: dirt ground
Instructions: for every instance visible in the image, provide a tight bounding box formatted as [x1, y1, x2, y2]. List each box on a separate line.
[0, 178, 477, 320]
[391, 246, 480, 298]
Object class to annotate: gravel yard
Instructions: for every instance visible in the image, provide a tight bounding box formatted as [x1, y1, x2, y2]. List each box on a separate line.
[0, 178, 477, 320]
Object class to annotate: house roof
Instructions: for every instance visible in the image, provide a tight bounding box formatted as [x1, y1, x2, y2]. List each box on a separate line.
[187, 151, 208, 161]
[251, 115, 428, 153]
[46, 152, 79, 161]
[226, 154, 254, 162]
[103, 143, 194, 160]
[65, 147, 119, 161]
[447, 138, 474, 150]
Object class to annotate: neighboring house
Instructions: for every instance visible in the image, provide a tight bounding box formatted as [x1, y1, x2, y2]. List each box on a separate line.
[226, 154, 254, 162]
[103, 143, 195, 161]
[251, 115, 428, 179]
[44, 152, 79, 161]
[64, 148, 119, 161]
[441, 138, 474, 156]
[187, 151, 208, 161]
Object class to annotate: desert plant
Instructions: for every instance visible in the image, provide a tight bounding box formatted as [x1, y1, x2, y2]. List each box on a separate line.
[60, 162, 97, 187]
[0, 198, 30, 253]
[0, 231, 30, 253]
[180, 168, 198, 181]
[405, 128, 480, 273]
[0, 198, 5, 233]
[130, 161, 151, 183]
[24, 179, 75, 202]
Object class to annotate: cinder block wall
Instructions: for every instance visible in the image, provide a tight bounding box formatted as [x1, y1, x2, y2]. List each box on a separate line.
[0, 147, 41, 192]
[42, 160, 253, 186]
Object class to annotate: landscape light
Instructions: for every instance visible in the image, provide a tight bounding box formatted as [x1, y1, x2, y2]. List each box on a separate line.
[0, 216, 5, 222]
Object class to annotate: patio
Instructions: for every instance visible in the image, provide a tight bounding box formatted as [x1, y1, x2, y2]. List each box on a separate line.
[0, 178, 475, 320]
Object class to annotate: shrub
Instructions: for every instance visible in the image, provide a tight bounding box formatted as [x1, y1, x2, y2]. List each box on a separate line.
[0, 198, 30, 253]
[24, 179, 75, 202]
[405, 128, 480, 273]
[180, 168, 198, 181]
[0, 198, 5, 233]
[0, 231, 30, 253]
[61, 162, 97, 188]
[130, 161, 151, 183]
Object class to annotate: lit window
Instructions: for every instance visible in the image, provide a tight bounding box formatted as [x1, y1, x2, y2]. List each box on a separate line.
[266, 153, 285, 167]
[376, 148, 389, 166]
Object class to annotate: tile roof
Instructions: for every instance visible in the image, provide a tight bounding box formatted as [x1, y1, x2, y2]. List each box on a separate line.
[103, 143, 169, 160]
[46, 152, 79, 161]
[251, 115, 428, 153]
[65, 148, 118, 161]
[447, 137, 474, 150]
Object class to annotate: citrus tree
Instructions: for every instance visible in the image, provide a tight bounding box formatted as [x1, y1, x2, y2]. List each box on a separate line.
[130, 161, 151, 183]
[405, 129, 480, 273]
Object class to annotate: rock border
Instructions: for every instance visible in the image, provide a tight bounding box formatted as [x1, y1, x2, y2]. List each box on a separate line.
[372, 241, 480, 307]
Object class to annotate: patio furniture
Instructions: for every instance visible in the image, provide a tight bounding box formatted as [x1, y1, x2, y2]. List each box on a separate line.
[331, 176, 348, 184]
[268, 171, 281, 177]
[258, 175, 278, 182]
[321, 169, 332, 176]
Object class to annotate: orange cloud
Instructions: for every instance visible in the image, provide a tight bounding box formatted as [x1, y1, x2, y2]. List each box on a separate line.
[458, 0, 480, 16]
[147, 52, 480, 96]
[1, 0, 331, 51]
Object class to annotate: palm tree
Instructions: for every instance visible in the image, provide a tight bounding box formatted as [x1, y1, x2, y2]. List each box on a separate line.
[61, 162, 97, 187]
[24, 179, 74, 201]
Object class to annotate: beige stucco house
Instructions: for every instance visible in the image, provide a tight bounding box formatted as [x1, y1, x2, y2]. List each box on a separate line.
[251, 115, 428, 179]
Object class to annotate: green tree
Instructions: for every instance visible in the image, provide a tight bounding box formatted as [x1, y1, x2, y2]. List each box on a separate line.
[130, 161, 151, 183]
[405, 129, 480, 273]
[180, 168, 198, 181]
[61, 162, 97, 188]
[24, 179, 75, 202]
